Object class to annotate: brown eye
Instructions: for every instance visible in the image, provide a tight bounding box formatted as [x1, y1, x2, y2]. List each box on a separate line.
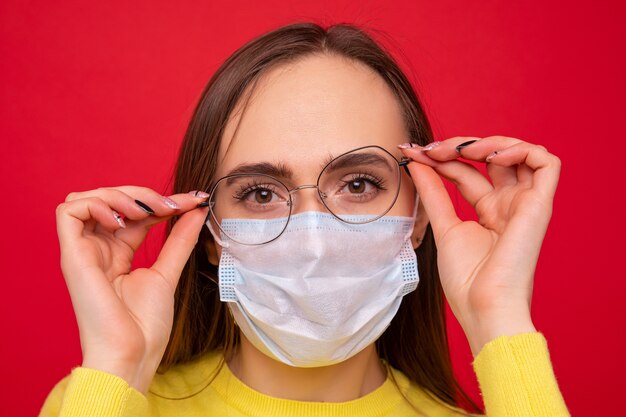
[255, 189, 272, 203]
[348, 180, 365, 193]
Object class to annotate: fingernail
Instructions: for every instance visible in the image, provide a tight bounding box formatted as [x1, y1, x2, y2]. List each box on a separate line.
[397, 142, 419, 149]
[112, 210, 126, 228]
[188, 190, 210, 198]
[422, 141, 442, 151]
[161, 196, 181, 209]
[485, 151, 499, 162]
[455, 140, 478, 153]
[196, 198, 212, 208]
[135, 199, 155, 215]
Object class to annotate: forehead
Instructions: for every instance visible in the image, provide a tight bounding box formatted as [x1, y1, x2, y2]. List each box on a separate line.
[216, 53, 409, 179]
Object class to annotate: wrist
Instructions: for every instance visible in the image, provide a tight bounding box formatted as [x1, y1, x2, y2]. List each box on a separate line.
[461, 308, 536, 357]
[82, 356, 150, 394]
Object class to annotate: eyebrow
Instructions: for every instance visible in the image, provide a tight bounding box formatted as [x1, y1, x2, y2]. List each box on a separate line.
[225, 162, 294, 185]
[322, 152, 394, 174]
[224, 151, 394, 184]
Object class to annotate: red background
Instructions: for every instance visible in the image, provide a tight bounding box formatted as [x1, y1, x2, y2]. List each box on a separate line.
[1, 1, 624, 416]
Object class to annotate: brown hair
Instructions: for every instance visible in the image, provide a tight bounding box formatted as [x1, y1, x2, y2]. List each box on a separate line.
[161, 21, 481, 414]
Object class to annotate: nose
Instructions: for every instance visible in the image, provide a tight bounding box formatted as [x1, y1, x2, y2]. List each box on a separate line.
[289, 185, 328, 215]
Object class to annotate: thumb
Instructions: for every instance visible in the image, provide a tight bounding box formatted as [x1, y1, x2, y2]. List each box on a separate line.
[406, 160, 461, 242]
[151, 206, 210, 290]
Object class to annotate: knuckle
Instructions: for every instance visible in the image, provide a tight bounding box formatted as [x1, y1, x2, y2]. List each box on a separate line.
[172, 233, 196, 246]
[97, 186, 121, 193]
[485, 135, 515, 142]
[55, 202, 67, 216]
[96, 186, 116, 196]
[97, 187, 130, 201]
[136, 185, 155, 195]
[64, 192, 77, 202]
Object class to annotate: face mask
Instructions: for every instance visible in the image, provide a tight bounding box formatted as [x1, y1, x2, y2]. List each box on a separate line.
[206, 201, 420, 368]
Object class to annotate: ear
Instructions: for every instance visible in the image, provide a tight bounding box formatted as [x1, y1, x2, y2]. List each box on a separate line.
[204, 236, 221, 266]
[411, 198, 429, 250]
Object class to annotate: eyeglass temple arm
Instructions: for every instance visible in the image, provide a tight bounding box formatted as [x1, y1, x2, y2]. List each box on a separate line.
[399, 157, 412, 178]
[197, 199, 213, 208]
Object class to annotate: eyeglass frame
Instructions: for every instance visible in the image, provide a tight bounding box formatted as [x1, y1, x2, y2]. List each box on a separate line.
[205, 144, 413, 246]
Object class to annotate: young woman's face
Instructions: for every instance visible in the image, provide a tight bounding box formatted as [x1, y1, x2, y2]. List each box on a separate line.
[208, 53, 420, 257]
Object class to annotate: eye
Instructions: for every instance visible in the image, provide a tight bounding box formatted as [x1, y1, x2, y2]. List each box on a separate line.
[339, 174, 386, 195]
[252, 189, 273, 204]
[234, 185, 282, 204]
[347, 178, 366, 193]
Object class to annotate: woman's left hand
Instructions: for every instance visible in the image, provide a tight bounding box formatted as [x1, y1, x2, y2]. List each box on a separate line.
[399, 136, 561, 356]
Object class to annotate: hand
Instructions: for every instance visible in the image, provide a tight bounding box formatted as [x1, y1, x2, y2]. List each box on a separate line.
[399, 136, 561, 356]
[55, 186, 210, 393]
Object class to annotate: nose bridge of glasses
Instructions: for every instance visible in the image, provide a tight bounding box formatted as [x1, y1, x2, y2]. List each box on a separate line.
[288, 184, 328, 214]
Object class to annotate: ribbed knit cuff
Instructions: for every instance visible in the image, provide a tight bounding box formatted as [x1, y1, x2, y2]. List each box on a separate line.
[472, 331, 570, 417]
[59, 367, 148, 417]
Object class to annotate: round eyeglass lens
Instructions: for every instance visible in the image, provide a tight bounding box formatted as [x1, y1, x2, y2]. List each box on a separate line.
[317, 146, 401, 223]
[208, 174, 291, 245]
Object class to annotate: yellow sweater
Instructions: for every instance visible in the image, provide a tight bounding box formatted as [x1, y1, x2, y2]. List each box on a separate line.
[39, 332, 569, 416]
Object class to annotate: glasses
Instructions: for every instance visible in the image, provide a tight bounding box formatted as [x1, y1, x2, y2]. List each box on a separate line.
[205, 145, 411, 245]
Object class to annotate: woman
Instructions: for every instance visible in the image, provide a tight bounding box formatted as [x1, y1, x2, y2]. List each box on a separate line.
[40, 22, 569, 416]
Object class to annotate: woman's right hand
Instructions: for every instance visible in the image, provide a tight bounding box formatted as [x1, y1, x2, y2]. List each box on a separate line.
[55, 186, 210, 394]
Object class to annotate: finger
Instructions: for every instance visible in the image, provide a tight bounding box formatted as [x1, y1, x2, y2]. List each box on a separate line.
[65, 187, 182, 219]
[418, 136, 482, 160]
[486, 163, 518, 188]
[122, 191, 209, 228]
[60, 188, 157, 253]
[400, 146, 493, 208]
[405, 160, 462, 242]
[109, 192, 210, 251]
[57, 188, 208, 258]
[150, 206, 210, 290]
[422, 135, 542, 189]
[106, 186, 212, 215]
[56, 196, 135, 280]
[424, 136, 523, 162]
[486, 142, 561, 198]
[56, 196, 129, 249]
[109, 186, 211, 207]
[517, 163, 534, 185]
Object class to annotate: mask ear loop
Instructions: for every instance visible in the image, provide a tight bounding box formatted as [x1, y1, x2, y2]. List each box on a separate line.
[205, 210, 229, 248]
[411, 193, 420, 219]
[400, 154, 420, 222]
[402, 192, 421, 242]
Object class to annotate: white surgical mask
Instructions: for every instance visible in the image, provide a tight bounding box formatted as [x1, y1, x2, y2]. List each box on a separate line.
[206, 201, 420, 368]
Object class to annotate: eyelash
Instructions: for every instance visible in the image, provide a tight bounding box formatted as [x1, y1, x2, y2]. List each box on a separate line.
[339, 172, 387, 191]
[232, 181, 282, 201]
[231, 172, 387, 202]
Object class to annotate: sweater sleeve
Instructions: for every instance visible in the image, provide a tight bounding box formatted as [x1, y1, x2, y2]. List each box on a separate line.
[472, 331, 570, 417]
[38, 367, 149, 417]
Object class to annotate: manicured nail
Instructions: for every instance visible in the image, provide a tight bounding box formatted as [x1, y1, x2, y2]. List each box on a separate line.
[397, 142, 419, 149]
[455, 140, 478, 153]
[196, 198, 211, 208]
[135, 199, 155, 215]
[161, 196, 181, 209]
[422, 141, 442, 151]
[112, 210, 126, 228]
[188, 190, 210, 198]
[485, 151, 499, 162]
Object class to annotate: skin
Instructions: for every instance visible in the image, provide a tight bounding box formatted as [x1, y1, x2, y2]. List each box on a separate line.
[203, 54, 425, 401]
[55, 53, 560, 399]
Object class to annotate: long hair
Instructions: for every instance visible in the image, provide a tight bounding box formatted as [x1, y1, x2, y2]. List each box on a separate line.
[161, 21, 481, 414]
